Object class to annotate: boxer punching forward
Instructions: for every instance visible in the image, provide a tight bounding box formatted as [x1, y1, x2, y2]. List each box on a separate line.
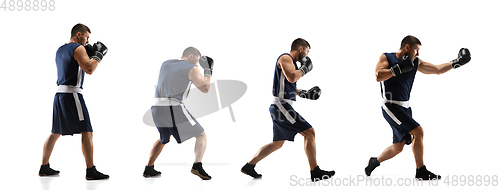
[143, 47, 213, 180]
[39, 23, 109, 180]
[365, 35, 471, 180]
[241, 38, 335, 182]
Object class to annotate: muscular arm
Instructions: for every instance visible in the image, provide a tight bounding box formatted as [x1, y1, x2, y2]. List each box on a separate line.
[74, 45, 99, 75]
[375, 54, 393, 82]
[418, 59, 452, 75]
[189, 66, 211, 93]
[278, 55, 303, 84]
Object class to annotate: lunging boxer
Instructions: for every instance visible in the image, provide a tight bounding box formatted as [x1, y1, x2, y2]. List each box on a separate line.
[365, 35, 471, 180]
[241, 38, 335, 182]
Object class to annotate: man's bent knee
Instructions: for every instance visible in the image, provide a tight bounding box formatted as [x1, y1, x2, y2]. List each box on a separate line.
[300, 128, 315, 138]
[196, 131, 207, 139]
[409, 126, 424, 138]
[392, 143, 405, 153]
[271, 140, 285, 148]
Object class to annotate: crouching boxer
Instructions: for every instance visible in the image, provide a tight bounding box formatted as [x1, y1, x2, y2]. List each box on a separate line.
[143, 47, 214, 180]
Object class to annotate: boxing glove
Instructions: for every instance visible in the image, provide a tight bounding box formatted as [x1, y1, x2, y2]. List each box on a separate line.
[390, 55, 414, 76]
[299, 57, 313, 76]
[451, 48, 471, 69]
[199, 55, 214, 77]
[91, 41, 108, 62]
[84, 44, 94, 58]
[299, 86, 321, 100]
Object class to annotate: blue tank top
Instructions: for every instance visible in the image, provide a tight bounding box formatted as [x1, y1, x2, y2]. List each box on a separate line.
[380, 53, 419, 101]
[155, 59, 196, 100]
[55, 42, 84, 88]
[272, 53, 298, 101]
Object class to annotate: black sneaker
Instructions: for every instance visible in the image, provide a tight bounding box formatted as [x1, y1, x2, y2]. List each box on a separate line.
[85, 166, 109, 180]
[39, 163, 60, 176]
[310, 166, 335, 182]
[191, 162, 211, 180]
[365, 157, 380, 176]
[143, 165, 161, 177]
[241, 163, 262, 178]
[415, 165, 441, 180]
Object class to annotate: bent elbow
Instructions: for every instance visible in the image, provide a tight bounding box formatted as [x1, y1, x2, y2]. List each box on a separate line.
[287, 78, 298, 83]
[85, 69, 94, 75]
[286, 73, 300, 83]
[375, 74, 383, 82]
[200, 84, 210, 93]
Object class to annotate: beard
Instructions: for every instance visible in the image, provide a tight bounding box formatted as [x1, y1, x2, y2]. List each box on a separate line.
[77, 36, 86, 45]
[298, 52, 307, 63]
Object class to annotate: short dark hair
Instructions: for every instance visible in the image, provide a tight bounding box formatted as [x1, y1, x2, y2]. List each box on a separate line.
[400, 35, 421, 50]
[71, 23, 91, 38]
[182, 46, 201, 58]
[291, 38, 310, 51]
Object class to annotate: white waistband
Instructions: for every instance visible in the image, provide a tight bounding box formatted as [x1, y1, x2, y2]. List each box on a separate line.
[272, 97, 294, 105]
[56, 85, 84, 121]
[382, 99, 410, 108]
[151, 97, 196, 126]
[272, 97, 296, 124]
[153, 98, 183, 106]
[57, 85, 82, 93]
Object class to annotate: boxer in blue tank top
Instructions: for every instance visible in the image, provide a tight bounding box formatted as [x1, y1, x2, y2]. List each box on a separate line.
[143, 47, 214, 180]
[39, 23, 109, 180]
[365, 35, 472, 180]
[241, 38, 335, 182]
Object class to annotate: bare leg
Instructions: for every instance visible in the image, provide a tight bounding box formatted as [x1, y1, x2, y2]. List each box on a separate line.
[146, 139, 166, 166]
[377, 141, 405, 163]
[299, 128, 317, 170]
[41, 133, 61, 165]
[248, 140, 285, 165]
[81, 132, 94, 168]
[194, 132, 207, 163]
[409, 126, 424, 168]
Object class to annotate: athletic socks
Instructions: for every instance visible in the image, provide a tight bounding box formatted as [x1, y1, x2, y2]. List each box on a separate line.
[143, 165, 161, 177]
[85, 166, 109, 180]
[39, 163, 60, 176]
[191, 162, 211, 180]
[364, 157, 380, 176]
[310, 165, 335, 182]
[241, 163, 262, 178]
[415, 165, 441, 180]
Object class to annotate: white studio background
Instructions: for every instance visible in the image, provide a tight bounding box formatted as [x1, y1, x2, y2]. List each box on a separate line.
[0, 0, 498, 190]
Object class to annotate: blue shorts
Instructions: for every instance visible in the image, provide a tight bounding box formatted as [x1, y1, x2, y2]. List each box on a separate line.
[152, 105, 204, 144]
[52, 93, 93, 135]
[381, 103, 420, 145]
[270, 103, 312, 142]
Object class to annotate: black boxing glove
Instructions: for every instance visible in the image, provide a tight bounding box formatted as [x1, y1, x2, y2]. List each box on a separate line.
[451, 48, 471, 69]
[390, 55, 414, 76]
[199, 55, 214, 77]
[299, 57, 313, 76]
[91, 41, 108, 62]
[84, 44, 94, 58]
[299, 86, 321, 100]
